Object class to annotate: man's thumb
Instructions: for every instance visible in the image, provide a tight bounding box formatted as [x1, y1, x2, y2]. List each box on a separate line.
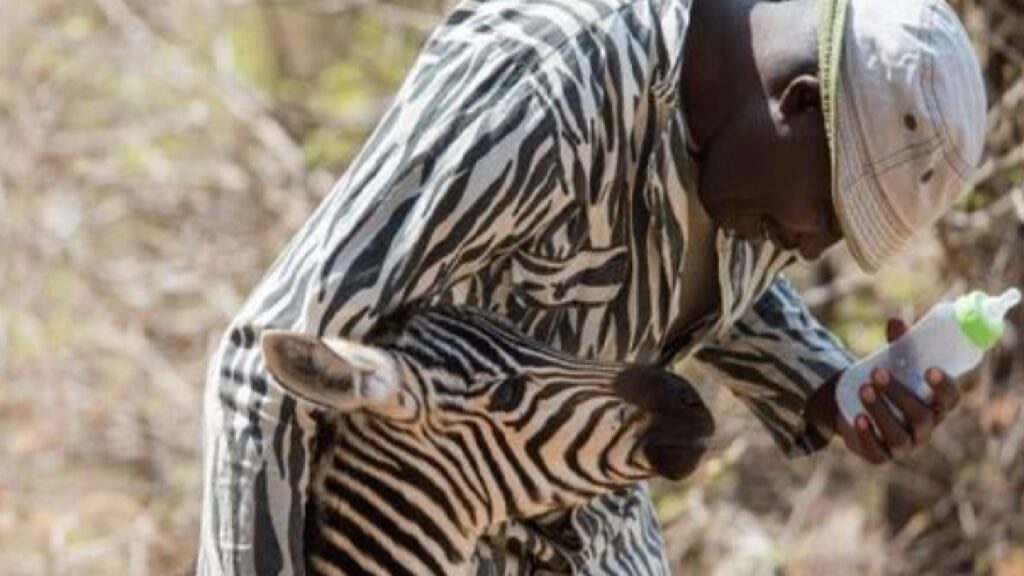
[886, 318, 909, 343]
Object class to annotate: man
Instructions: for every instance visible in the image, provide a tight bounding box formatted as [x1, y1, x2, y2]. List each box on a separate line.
[197, 0, 986, 573]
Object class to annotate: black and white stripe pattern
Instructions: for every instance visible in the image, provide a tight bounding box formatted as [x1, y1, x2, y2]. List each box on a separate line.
[198, 1, 853, 574]
[261, 304, 713, 576]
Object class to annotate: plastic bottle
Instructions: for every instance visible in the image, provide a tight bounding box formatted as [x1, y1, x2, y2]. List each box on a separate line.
[836, 287, 1021, 426]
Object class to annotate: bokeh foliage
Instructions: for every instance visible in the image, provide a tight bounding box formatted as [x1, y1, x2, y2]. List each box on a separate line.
[0, 1, 1021, 574]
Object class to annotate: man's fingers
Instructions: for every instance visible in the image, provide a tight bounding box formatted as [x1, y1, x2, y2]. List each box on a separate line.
[926, 368, 960, 419]
[856, 379, 913, 455]
[873, 369, 935, 445]
[837, 412, 888, 465]
[861, 378, 913, 455]
[886, 318, 909, 343]
[853, 414, 891, 465]
[836, 364, 958, 465]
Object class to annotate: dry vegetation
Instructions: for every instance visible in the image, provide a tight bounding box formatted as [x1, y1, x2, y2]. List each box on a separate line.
[0, 1, 1021, 574]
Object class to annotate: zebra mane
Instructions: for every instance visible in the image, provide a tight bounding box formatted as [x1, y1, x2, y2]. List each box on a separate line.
[367, 302, 546, 351]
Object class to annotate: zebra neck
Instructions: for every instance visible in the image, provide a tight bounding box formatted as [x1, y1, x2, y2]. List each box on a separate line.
[307, 417, 484, 575]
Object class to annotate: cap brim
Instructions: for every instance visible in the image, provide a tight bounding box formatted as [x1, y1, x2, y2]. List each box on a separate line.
[820, 0, 881, 272]
[832, 156, 909, 273]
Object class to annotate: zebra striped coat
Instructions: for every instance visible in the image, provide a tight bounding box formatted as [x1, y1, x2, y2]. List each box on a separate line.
[260, 304, 716, 575]
[198, 0, 854, 574]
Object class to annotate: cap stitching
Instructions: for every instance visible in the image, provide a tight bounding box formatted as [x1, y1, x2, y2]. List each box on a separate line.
[836, 4, 939, 194]
[838, 63, 941, 198]
[840, 62, 921, 245]
[921, 1, 974, 181]
[854, 136, 942, 183]
[835, 52, 880, 270]
[863, 166, 914, 239]
[860, 169, 913, 264]
[870, 145, 937, 235]
[839, 57, 870, 190]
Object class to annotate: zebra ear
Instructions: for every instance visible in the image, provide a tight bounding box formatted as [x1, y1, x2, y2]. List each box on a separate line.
[261, 330, 401, 413]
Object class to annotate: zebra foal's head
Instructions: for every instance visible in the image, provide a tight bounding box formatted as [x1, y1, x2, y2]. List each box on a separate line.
[262, 305, 713, 526]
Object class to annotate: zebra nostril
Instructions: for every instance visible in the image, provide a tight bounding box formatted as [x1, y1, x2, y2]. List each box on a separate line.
[640, 434, 708, 481]
[675, 385, 704, 407]
[680, 394, 700, 407]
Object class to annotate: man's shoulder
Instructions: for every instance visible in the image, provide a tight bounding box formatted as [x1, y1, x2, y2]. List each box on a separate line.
[429, 0, 675, 75]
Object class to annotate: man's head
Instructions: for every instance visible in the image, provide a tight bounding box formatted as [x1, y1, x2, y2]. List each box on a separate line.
[682, 0, 986, 270]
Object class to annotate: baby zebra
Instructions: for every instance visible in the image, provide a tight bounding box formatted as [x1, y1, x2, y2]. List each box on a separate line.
[262, 304, 714, 576]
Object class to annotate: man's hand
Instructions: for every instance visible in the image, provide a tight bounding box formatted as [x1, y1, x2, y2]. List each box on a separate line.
[805, 319, 963, 464]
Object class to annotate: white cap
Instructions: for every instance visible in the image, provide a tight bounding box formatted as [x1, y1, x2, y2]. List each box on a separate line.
[819, 0, 987, 272]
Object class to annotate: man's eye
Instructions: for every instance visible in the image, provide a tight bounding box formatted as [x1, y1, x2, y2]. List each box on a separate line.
[487, 375, 527, 412]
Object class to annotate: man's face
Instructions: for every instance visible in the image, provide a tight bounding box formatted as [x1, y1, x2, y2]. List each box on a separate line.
[695, 81, 843, 260]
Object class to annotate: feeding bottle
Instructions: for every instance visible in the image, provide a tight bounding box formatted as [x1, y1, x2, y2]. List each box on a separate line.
[836, 288, 1021, 426]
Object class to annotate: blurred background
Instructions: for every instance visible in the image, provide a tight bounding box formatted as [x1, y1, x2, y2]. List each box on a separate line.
[0, 0, 1021, 574]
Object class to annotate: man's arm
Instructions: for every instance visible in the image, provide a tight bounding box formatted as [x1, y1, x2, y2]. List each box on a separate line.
[690, 277, 853, 457]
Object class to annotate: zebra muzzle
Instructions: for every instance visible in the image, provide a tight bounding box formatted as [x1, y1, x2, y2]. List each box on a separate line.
[639, 424, 713, 481]
[613, 365, 716, 481]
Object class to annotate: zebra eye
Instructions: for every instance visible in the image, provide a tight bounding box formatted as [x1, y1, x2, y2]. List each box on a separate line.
[487, 375, 527, 412]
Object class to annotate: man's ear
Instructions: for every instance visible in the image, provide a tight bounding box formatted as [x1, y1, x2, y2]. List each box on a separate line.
[261, 330, 400, 413]
[778, 74, 821, 119]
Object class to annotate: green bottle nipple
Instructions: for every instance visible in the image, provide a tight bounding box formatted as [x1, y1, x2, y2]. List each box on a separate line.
[954, 288, 1022, 349]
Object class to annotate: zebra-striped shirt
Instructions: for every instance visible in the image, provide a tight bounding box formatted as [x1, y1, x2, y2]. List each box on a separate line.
[198, 0, 853, 574]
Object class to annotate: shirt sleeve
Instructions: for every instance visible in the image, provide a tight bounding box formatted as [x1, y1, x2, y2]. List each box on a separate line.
[691, 277, 854, 458]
